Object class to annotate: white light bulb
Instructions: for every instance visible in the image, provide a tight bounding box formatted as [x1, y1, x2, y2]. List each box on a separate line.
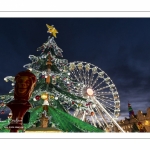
[11, 83, 15, 86]
[4, 78, 8, 82]
[9, 112, 12, 115]
[92, 104, 96, 108]
[55, 97, 58, 100]
[33, 98, 37, 101]
[29, 68, 32, 71]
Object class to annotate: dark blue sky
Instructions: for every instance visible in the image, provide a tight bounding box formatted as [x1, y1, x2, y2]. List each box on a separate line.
[0, 18, 150, 120]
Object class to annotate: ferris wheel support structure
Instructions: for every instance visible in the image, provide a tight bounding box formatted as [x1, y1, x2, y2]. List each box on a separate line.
[92, 96, 125, 132]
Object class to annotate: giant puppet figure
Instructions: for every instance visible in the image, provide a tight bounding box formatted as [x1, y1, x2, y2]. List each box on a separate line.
[7, 70, 37, 132]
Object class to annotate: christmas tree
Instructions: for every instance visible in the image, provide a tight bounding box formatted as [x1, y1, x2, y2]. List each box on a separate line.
[0, 24, 104, 133]
[128, 103, 134, 118]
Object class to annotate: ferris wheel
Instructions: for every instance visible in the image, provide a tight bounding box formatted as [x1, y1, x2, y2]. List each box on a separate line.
[66, 61, 125, 132]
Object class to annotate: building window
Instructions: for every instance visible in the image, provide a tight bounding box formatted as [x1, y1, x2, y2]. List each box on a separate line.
[145, 120, 149, 126]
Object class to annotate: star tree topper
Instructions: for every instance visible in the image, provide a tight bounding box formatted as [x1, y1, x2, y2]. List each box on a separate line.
[46, 24, 58, 38]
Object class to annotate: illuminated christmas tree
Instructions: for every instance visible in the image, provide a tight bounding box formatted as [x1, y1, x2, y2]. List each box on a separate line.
[0, 24, 104, 133]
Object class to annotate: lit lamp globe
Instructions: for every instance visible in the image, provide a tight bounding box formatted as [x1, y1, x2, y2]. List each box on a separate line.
[87, 88, 94, 96]
[41, 93, 48, 100]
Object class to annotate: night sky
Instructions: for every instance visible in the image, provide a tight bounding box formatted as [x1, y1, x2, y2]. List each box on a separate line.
[0, 18, 150, 120]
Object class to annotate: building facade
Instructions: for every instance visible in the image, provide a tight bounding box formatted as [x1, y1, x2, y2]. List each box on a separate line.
[113, 107, 150, 132]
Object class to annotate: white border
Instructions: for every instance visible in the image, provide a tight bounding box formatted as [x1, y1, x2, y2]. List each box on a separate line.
[1, 12, 150, 18]
[0, 0, 150, 11]
[0, 133, 150, 139]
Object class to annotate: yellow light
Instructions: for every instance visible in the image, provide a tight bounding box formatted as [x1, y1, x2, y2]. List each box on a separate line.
[41, 93, 48, 100]
[78, 103, 82, 107]
[145, 120, 149, 126]
[50, 95, 55, 99]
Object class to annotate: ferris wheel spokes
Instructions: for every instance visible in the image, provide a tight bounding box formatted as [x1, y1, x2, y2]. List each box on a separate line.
[92, 96, 125, 132]
[67, 61, 124, 132]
